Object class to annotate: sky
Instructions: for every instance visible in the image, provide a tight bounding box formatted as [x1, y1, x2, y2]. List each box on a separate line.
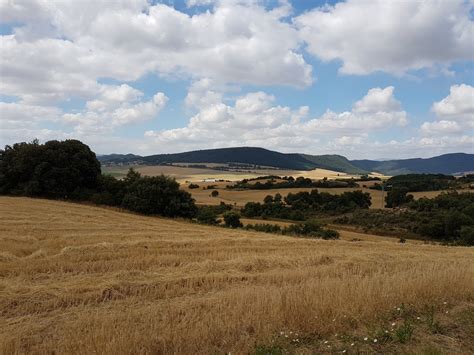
[0, 0, 473, 159]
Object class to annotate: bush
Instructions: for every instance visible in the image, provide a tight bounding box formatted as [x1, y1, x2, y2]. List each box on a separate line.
[121, 170, 197, 218]
[282, 220, 339, 239]
[188, 183, 199, 189]
[223, 211, 243, 228]
[211, 190, 219, 197]
[385, 187, 414, 208]
[245, 223, 281, 233]
[196, 208, 220, 225]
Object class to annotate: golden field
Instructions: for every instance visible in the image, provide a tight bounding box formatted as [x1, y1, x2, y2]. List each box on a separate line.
[102, 164, 374, 183]
[186, 185, 454, 209]
[103, 164, 455, 209]
[1, 197, 473, 354]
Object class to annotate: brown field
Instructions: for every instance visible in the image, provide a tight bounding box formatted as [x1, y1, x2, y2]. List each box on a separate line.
[1, 197, 473, 354]
[102, 164, 384, 183]
[187, 186, 458, 209]
[102, 164, 300, 182]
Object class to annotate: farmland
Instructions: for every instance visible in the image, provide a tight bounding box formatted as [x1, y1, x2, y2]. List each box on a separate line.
[1, 197, 473, 354]
[102, 164, 367, 183]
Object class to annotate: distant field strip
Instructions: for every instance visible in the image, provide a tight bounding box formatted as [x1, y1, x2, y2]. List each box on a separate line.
[0, 197, 473, 354]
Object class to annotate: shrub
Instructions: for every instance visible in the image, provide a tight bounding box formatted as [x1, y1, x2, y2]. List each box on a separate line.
[385, 187, 414, 208]
[245, 223, 281, 233]
[211, 190, 219, 197]
[223, 211, 243, 228]
[196, 208, 220, 225]
[282, 220, 339, 239]
[121, 170, 197, 218]
[188, 183, 199, 189]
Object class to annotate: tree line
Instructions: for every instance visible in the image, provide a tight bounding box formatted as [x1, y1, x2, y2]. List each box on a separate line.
[241, 189, 372, 220]
[228, 176, 358, 190]
[0, 140, 197, 218]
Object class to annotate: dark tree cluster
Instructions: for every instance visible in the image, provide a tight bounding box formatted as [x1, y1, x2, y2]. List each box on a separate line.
[228, 176, 357, 190]
[0, 139, 101, 199]
[241, 189, 371, 220]
[370, 174, 459, 192]
[245, 220, 339, 240]
[336, 192, 474, 245]
[1, 140, 197, 218]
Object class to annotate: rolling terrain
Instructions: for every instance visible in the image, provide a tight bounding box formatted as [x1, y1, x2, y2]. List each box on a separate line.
[1, 197, 473, 354]
[99, 147, 474, 175]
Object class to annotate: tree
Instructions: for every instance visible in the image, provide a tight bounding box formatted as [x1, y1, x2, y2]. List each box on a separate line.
[211, 190, 219, 197]
[196, 208, 220, 225]
[223, 211, 243, 228]
[385, 187, 413, 208]
[0, 139, 101, 199]
[122, 174, 197, 218]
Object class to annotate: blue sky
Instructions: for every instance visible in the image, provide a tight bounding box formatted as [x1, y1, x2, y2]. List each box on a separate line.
[0, 0, 473, 159]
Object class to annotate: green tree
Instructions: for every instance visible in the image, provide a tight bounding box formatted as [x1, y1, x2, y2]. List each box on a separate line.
[122, 174, 197, 218]
[196, 208, 220, 225]
[223, 211, 243, 228]
[0, 139, 101, 199]
[385, 187, 413, 208]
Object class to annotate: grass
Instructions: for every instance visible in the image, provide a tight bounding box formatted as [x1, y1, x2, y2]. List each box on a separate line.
[0, 196, 473, 354]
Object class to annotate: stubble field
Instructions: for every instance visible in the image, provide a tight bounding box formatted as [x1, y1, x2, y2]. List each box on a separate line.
[1, 197, 473, 354]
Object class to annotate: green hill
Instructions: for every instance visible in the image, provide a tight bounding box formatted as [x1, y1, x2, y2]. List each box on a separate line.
[98, 148, 474, 175]
[99, 147, 365, 173]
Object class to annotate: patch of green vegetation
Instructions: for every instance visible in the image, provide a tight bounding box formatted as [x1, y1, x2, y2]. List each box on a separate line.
[254, 344, 284, 355]
[394, 322, 414, 343]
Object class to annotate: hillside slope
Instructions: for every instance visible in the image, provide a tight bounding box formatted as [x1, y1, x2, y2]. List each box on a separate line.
[99, 148, 473, 175]
[1, 197, 473, 354]
[99, 147, 366, 173]
[351, 153, 474, 175]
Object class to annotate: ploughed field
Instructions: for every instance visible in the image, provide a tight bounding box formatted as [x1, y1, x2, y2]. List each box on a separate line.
[1, 197, 473, 354]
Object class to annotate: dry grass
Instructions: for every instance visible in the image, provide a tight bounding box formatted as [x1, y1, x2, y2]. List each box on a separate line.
[188, 186, 466, 209]
[190, 186, 388, 209]
[1, 197, 473, 354]
[102, 165, 300, 183]
[102, 164, 386, 183]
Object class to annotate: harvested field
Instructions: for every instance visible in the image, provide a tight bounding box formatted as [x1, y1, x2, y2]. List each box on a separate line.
[1, 197, 473, 354]
[102, 164, 384, 183]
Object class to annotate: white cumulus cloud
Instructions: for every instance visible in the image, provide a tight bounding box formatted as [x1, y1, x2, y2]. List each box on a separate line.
[295, 0, 473, 75]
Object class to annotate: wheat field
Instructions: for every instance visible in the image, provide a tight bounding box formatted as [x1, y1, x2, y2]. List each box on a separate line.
[1, 197, 473, 354]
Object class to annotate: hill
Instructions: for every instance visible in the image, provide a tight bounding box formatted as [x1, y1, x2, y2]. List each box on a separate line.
[351, 153, 474, 175]
[1, 197, 473, 354]
[99, 147, 367, 174]
[99, 148, 473, 175]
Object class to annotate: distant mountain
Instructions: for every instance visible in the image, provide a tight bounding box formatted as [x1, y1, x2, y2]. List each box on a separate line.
[98, 148, 474, 175]
[98, 153, 142, 164]
[99, 147, 365, 173]
[350, 153, 474, 175]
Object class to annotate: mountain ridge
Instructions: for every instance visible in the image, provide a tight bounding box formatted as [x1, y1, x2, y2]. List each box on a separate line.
[98, 147, 474, 175]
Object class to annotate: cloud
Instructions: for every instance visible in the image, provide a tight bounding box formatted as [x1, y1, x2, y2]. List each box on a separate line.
[63, 89, 168, 135]
[0, 84, 167, 140]
[295, 0, 473, 75]
[0, 0, 311, 107]
[420, 84, 474, 136]
[431, 84, 474, 123]
[144, 86, 406, 154]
